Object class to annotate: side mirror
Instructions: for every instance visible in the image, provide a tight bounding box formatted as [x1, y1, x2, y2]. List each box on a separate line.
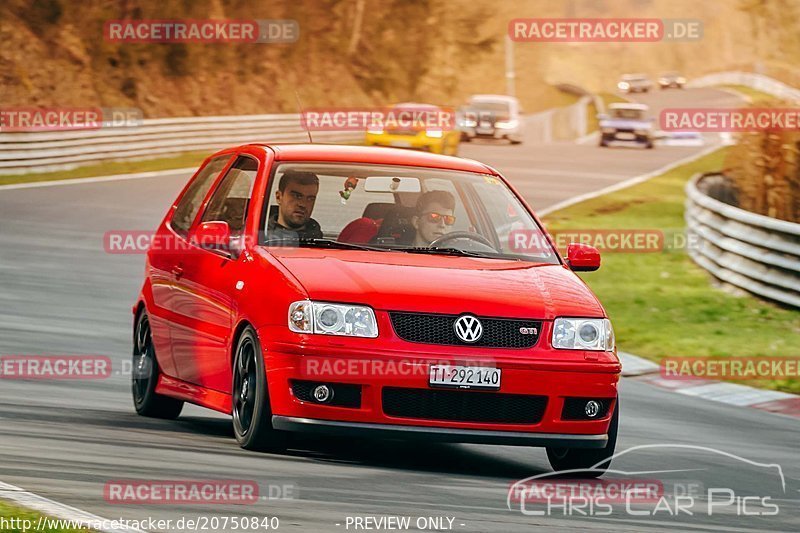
[566, 243, 601, 272]
[192, 221, 231, 252]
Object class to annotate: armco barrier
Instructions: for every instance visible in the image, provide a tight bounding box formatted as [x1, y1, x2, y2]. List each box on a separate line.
[0, 98, 592, 176]
[685, 172, 800, 308]
[687, 71, 800, 102]
[0, 114, 362, 175]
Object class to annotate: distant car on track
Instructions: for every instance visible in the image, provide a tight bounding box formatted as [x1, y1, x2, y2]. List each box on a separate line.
[458, 94, 524, 144]
[658, 71, 687, 89]
[132, 143, 620, 476]
[365, 102, 460, 156]
[598, 103, 655, 148]
[617, 74, 653, 93]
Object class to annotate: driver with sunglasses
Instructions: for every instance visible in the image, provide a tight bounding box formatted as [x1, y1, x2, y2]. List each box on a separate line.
[411, 190, 457, 247]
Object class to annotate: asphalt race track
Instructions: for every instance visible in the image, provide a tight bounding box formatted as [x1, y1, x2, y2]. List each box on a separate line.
[1, 88, 798, 532]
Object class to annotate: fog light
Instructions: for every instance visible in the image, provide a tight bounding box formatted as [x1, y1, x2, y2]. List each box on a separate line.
[585, 400, 601, 418]
[313, 384, 333, 403]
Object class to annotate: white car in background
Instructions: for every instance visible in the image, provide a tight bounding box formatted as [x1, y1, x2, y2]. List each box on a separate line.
[459, 95, 524, 144]
[617, 74, 653, 93]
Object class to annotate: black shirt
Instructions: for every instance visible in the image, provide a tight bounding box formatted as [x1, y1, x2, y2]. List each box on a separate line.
[266, 211, 323, 242]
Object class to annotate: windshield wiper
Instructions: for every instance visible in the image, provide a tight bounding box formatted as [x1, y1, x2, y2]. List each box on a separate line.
[296, 238, 390, 252]
[400, 246, 506, 259]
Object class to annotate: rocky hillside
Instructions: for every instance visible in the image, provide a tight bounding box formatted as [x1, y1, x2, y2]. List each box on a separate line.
[1, 0, 799, 117]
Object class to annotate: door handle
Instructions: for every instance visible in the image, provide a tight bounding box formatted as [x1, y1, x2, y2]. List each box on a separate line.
[171, 265, 184, 279]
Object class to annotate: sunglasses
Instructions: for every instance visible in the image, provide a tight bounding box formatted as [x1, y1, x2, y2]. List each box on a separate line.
[422, 212, 456, 226]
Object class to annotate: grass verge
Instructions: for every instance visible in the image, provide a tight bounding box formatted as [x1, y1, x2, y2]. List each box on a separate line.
[0, 501, 92, 532]
[543, 148, 800, 394]
[0, 151, 213, 187]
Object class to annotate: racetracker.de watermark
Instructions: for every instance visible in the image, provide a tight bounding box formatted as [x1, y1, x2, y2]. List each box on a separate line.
[301, 106, 456, 131]
[0, 107, 142, 132]
[661, 108, 800, 132]
[661, 357, 800, 380]
[300, 358, 500, 379]
[508, 229, 701, 254]
[104, 19, 298, 43]
[0, 355, 112, 380]
[104, 480, 273, 505]
[508, 18, 703, 42]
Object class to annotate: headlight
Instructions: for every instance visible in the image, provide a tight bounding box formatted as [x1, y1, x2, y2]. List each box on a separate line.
[552, 318, 614, 351]
[618, 82, 629, 90]
[367, 127, 383, 135]
[426, 129, 443, 138]
[288, 300, 378, 338]
[495, 120, 518, 129]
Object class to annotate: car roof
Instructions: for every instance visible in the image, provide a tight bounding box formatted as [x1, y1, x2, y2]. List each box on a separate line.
[608, 103, 649, 111]
[248, 144, 496, 174]
[469, 94, 517, 103]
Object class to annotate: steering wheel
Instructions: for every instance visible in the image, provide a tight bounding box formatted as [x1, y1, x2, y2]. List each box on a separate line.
[429, 231, 497, 252]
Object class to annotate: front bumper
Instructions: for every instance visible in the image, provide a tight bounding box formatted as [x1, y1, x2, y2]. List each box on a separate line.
[602, 132, 652, 145]
[260, 328, 620, 443]
[461, 126, 519, 140]
[272, 416, 608, 448]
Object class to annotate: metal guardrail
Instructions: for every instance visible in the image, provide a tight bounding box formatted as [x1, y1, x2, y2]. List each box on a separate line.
[687, 71, 800, 102]
[0, 98, 592, 176]
[0, 114, 362, 175]
[685, 172, 800, 308]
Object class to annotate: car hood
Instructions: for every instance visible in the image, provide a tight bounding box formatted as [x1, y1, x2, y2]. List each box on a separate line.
[263, 248, 605, 320]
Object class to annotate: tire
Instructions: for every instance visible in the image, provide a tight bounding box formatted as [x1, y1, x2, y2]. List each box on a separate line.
[646, 140, 654, 149]
[232, 326, 286, 452]
[509, 138, 523, 145]
[546, 400, 618, 478]
[132, 310, 184, 419]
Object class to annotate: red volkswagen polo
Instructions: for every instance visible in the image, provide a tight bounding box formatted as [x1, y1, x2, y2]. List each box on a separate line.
[132, 144, 621, 475]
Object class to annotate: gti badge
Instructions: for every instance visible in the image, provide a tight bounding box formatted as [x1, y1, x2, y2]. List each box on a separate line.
[519, 326, 538, 335]
[454, 315, 483, 343]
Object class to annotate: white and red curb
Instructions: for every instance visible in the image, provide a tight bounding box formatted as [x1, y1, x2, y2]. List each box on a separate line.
[619, 352, 800, 419]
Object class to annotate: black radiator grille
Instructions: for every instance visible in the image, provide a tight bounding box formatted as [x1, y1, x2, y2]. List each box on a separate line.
[389, 312, 541, 348]
[382, 387, 547, 424]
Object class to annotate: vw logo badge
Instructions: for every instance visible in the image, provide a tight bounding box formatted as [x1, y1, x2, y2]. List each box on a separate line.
[454, 315, 483, 343]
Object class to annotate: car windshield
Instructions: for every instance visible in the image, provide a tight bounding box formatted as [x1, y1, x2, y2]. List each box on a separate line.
[470, 101, 511, 114]
[610, 108, 645, 120]
[261, 162, 559, 264]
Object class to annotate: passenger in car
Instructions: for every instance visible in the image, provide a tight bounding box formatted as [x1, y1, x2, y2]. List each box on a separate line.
[268, 170, 323, 240]
[410, 190, 456, 247]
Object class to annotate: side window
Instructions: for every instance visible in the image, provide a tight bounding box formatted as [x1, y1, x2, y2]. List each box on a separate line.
[171, 156, 231, 236]
[201, 156, 258, 237]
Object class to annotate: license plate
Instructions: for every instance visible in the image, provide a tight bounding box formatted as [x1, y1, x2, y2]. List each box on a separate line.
[390, 140, 412, 147]
[616, 132, 635, 140]
[429, 365, 501, 390]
